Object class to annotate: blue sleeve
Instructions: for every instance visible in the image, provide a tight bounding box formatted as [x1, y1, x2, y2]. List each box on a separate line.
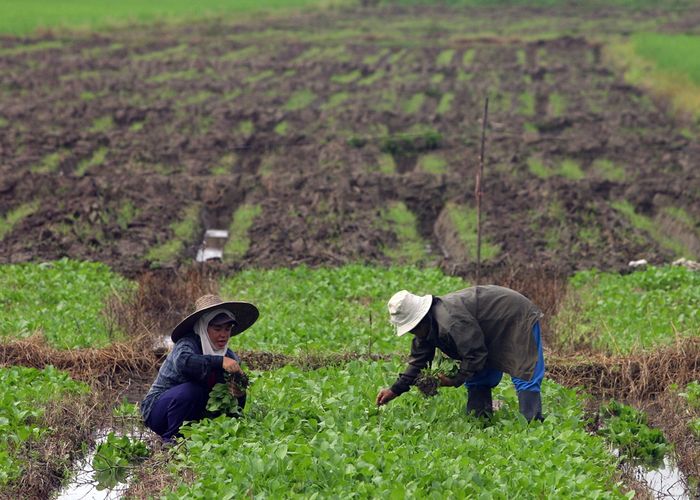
[172, 337, 223, 382]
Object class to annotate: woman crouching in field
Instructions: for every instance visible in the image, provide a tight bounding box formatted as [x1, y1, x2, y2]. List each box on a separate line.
[140, 294, 258, 442]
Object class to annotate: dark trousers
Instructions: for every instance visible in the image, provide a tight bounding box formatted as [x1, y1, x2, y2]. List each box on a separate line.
[145, 382, 208, 441]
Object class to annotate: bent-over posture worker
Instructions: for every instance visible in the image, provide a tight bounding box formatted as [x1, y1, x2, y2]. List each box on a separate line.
[376, 285, 545, 421]
[141, 294, 258, 442]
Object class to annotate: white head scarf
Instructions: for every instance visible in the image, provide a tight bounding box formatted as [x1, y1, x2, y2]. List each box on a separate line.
[194, 308, 236, 356]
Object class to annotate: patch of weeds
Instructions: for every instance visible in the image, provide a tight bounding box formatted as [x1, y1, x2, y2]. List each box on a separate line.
[519, 91, 535, 117]
[436, 49, 455, 67]
[75, 147, 108, 176]
[523, 122, 538, 134]
[527, 156, 552, 179]
[457, 70, 473, 82]
[133, 43, 188, 62]
[60, 69, 102, 82]
[183, 90, 214, 106]
[237, 119, 254, 136]
[555, 265, 700, 353]
[116, 200, 140, 230]
[0, 200, 40, 241]
[31, 149, 69, 173]
[597, 400, 671, 468]
[0, 117, 7, 127]
[220, 46, 258, 62]
[363, 48, 389, 66]
[358, 70, 385, 86]
[146, 68, 198, 84]
[129, 121, 144, 132]
[462, 48, 475, 65]
[380, 127, 442, 156]
[377, 153, 396, 174]
[415, 352, 459, 397]
[259, 156, 275, 178]
[559, 159, 584, 180]
[0, 40, 62, 56]
[79, 91, 97, 101]
[222, 89, 242, 101]
[417, 154, 447, 174]
[431, 73, 445, 85]
[490, 91, 512, 114]
[89, 115, 114, 133]
[224, 204, 262, 262]
[0, 259, 133, 347]
[548, 92, 566, 117]
[436, 92, 454, 115]
[516, 49, 526, 66]
[211, 153, 237, 176]
[284, 90, 315, 111]
[446, 202, 501, 261]
[380, 202, 429, 265]
[591, 159, 625, 182]
[661, 205, 696, 230]
[274, 121, 288, 136]
[403, 93, 426, 114]
[146, 203, 200, 267]
[331, 70, 361, 84]
[244, 69, 275, 85]
[324, 92, 350, 110]
[612, 200, 691, 258]
[387, 49, 405, 65]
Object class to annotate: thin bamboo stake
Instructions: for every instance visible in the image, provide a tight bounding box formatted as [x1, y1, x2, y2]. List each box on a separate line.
[475, 96, 489, 286]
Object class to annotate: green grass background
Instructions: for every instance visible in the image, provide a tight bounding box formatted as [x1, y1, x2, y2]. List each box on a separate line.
[0, 0, 344, 35]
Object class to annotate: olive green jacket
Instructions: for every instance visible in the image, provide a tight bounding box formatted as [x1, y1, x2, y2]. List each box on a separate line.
[390, 285, 543, 395]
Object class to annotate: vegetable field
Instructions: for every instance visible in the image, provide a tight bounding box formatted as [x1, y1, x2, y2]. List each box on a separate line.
[1, 0, 699, 498]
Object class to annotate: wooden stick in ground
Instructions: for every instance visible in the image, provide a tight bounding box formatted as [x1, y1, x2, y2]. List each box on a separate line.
[475, 96, 489, 286]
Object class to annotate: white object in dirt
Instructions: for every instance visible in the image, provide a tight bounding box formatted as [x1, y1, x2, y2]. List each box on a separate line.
[195, 229, 229, 262]
[672, 258, 700, 271]
[628, 259, 648, 268]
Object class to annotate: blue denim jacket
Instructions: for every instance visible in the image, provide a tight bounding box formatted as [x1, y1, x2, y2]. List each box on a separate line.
[140, 332, 241, 421]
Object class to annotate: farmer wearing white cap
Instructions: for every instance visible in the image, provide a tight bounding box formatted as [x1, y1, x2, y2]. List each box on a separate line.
[141, 294, 258, 442]
[376, 285, 545, 421]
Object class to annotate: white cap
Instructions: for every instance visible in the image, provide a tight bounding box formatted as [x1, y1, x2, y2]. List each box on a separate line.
[387, 290, 433, 336]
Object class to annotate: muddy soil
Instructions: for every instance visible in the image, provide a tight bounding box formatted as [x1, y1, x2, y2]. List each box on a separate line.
[0, 5, 699, 277]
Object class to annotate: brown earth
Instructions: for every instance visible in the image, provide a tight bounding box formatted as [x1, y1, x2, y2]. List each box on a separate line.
[0, 5, 698, 277]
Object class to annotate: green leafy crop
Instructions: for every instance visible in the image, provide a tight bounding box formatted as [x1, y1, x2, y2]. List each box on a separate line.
[680, 381, 700, 410]
[597, 400, 671, 468]
[168, 361, 626, 498]
[554, 265, 700, 353]
[0, 259, 133, 348]
[0, 366, 88, 485]
[219, 265, 466, 354]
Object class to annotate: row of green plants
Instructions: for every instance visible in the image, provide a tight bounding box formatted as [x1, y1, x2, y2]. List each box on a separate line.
[220, 264, 466, 354]
[166, 360, 629, 498]
[554, 265, 700, 353]
[0, 365, 88, 485]
[0, 259, 133, 349]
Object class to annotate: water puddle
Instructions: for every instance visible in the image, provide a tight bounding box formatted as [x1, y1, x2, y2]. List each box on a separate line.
[54, 429, 136, 500]
[635, 456, 692, 500]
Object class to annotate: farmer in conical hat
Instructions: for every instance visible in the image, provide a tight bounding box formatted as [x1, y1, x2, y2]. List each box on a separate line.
[141, 294, 258, 442]
[376, 285, 545, 421]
